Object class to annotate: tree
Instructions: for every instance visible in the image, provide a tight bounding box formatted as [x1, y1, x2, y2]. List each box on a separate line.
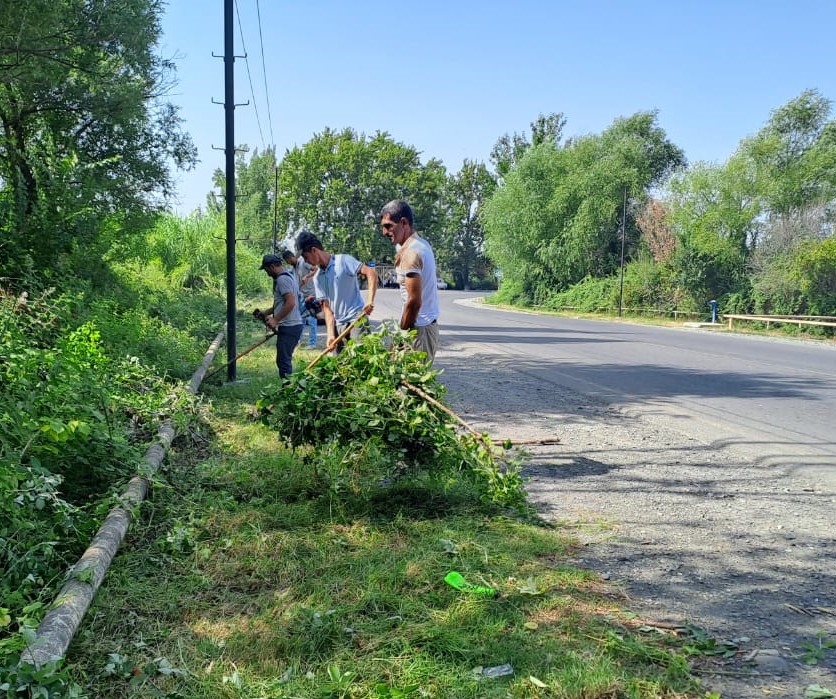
[636, 198, 676, 264]
[483, 111, 685, 303]
[660, 91, 836, 311]
[263, 128, 446, 263]
[738, 89, 836, 219]
[666, 160, 761, 258]
[490, 112, 566, 178]
[0, 0, 196, 276]
[440, 160, 496, 289]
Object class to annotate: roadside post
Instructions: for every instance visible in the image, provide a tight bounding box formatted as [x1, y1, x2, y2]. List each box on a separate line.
[709, 300, 718, 324]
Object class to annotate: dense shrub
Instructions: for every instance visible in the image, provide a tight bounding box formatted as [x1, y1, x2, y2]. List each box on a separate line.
[796, 238, 836, 315]
[0, 290, 194, 634]
[544, 255, 702, 315]
[750, 237, 836, 316]
[257, 328, 528, 511]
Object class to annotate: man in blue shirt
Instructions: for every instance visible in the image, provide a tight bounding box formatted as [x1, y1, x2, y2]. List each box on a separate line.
[296, 231, 377, 354]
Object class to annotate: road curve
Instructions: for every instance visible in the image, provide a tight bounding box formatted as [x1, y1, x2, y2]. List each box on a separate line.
[374, 289, 836, 485]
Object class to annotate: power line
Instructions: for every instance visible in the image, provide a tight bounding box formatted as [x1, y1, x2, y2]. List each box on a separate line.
[234, 0, 266, 150]
[254, 0, 274, 147]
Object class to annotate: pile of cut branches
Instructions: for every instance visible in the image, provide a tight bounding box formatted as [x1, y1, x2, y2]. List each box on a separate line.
[256, 328, 528, 510]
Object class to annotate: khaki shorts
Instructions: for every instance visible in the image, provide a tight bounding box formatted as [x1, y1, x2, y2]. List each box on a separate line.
[414, 321, 439, 363]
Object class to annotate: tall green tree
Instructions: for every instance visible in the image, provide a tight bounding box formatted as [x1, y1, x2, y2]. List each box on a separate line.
[483, 112, 685, 303]
[738, 89, 836, 219]
[667, 160, 761, 257]
[490, 112, 567, 179]
[0, 0, 196, 276]
[661, 91, 836, 310]
[266, 128, 446, 263]
[441, 160, 496, 289]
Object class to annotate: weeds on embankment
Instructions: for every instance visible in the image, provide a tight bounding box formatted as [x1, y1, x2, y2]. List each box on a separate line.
[64, 327, 708, 698]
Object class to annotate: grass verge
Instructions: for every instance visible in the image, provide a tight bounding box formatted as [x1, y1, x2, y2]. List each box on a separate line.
[64, 327, 709, 698]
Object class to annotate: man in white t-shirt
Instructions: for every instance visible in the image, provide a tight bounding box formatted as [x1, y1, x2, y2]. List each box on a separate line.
[296, 231, 377, 354]
[379, 199, 440, 363]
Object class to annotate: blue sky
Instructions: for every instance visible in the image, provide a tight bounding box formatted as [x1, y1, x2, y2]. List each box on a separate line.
[159, 1, 836, 214]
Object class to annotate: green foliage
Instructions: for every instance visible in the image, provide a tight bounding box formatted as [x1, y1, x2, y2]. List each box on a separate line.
[209, 146, 280, 244]
[257, 328, 527, 510]
[800, 631, 836, 665]
[662, 91, 836, 316]
[796, 237, 836, 315]
[546, 275, 621, 312]
[665, 160, 761, 262]
[0, 656, 86, 699]
[669, 228, 746, 306]
[0, 606, 85, 697]
[752, 237, 836, 316]
[0, 0, 196, 278]
[238, 128, 448, 264]
[440, 160, 497, 290]
[483, 111, 685, 304]
[737, 89, 836, 218]
[0, 289, 196, 654]
[490, 112, 567, 178]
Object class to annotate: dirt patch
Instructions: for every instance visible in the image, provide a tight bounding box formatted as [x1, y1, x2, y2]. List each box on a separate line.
[438, 342, 836, 699]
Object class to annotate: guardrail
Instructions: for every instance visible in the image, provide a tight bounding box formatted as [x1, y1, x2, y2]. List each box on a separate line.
[723, 314, 836, 330]
[546, 306, 703, 320]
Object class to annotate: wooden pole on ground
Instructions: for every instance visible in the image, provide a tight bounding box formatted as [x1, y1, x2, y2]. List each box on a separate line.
[402, 381, 560, 447]
[204, 331, 276, 381]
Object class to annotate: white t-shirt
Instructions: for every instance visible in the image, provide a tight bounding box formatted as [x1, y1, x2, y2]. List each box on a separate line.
[396, 234, 439, 328]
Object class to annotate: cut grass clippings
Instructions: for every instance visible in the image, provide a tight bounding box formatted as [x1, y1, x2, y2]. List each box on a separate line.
[65, 326, 706, 698]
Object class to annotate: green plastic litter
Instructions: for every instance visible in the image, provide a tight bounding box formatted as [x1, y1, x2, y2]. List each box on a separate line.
[444, 571, 497, 597]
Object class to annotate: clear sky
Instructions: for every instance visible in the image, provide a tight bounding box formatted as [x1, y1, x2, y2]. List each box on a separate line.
[158, 0, 836, 214]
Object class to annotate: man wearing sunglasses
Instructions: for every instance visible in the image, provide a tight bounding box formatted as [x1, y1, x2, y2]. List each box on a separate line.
[296, 231, 377, 354]
[379, 199, 440, 363]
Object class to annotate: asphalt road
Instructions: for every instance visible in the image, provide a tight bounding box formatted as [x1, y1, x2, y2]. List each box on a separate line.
[373, 288, 836, 486]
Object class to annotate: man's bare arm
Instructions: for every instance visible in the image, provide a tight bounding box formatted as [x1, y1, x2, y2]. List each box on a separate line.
[359, 263, 378, 315]
[400, 273, 422, 330]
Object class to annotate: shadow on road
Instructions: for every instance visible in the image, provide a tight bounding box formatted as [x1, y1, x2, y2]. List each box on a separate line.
[435, 348, 836, 695]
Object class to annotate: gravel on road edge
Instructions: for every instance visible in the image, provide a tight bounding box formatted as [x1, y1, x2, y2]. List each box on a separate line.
[438, 323, 836, 699]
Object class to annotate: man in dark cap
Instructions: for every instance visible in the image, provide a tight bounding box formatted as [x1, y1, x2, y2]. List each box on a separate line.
[296, 231, 377, 354]
[255, 253, 303, 378]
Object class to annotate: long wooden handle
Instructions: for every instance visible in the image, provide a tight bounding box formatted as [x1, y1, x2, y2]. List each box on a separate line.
[204, 332, 276, 381]
[402, 381, 560, 447]
[305, 311, 368, 371]
[402, 380, 483, 440]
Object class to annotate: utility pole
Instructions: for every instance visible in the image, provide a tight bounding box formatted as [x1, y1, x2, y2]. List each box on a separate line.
[617, 185, 627, 318]
[223, 0, 237, 381]
[272, 165, 278, 253]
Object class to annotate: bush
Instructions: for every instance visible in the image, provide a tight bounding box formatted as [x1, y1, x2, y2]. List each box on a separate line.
[0, 289, 194, 628]
[796, 238, 836, 315]
[257, 328, 528, 511]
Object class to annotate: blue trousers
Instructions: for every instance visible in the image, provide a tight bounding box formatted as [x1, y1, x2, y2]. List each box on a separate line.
[301, 313, 318, 349]
[275, 324, 303, 378]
